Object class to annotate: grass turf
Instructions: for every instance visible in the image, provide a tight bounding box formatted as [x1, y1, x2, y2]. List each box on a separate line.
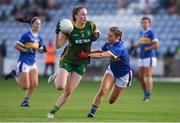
[0, 77, 180, 122]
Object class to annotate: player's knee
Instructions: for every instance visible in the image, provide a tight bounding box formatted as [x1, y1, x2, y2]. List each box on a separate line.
[30, 82, 38, 88]
[65, 89, 73, 97]
[144, 76, 152, 83]
[108, 99, 115, 104]
[55, 84, 66, 90]
[22, 84, 29, 90]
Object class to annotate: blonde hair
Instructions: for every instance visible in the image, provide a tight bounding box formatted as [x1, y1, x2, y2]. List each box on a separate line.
[109, 27, 122, 40]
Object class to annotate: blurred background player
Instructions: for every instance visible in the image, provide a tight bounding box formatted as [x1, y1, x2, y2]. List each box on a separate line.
[47, 6, 100, 119]
[85, 27, 132, 118]
[0, 38, 7, 76]
[133, 17, 159, 101]
[43, 39, 56, 77]
[4, 17, 47, 107]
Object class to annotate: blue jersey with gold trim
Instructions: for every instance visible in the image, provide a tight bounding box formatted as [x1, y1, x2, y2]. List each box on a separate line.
[139, 28, 158, 58]
[101, 40, 130, 78]
[17, 30, 43, 65]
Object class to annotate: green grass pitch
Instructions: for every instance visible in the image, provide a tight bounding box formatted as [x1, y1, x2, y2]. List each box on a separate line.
[0, 77, 180, 122]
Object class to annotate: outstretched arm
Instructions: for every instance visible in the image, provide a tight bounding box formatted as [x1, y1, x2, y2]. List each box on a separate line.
[90, 50, 103, 54]
[90, 51, 112, 59]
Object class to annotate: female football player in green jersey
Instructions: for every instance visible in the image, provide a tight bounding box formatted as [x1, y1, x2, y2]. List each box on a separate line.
[47, 6, 100, 119]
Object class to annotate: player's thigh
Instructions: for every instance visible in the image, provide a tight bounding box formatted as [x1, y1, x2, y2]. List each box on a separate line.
[109, 70, 132, 103]
[65, 71, 82, 94]
[138, 67, 144, 78]
[18, 72, 30, 88]
[98, 73, 115, 94]
[17, 62, 30, 88]
[109, 86, 125, 104]
[29, 68, 38, 88]
[55, 68, 70, 88]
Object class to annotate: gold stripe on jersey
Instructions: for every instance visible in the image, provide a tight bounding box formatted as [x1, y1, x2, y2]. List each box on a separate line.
[139, 37, 152, 44]
[73, 21, 86, 29]
[24, 42, 39, 49]
[90, 21, 94, 32]
[61, 46, 70, 61]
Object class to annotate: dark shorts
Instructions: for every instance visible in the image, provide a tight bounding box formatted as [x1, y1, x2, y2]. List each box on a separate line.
[59, 62, 88, 76]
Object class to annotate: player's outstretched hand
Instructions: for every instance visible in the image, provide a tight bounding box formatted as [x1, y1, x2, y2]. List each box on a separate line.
[91, 32, 100, 41]
[42, 45, 47, 52]
[39, 46, 47, 53]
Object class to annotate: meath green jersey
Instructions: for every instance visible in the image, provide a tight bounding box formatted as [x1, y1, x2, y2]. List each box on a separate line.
[60, 21, 96, 65]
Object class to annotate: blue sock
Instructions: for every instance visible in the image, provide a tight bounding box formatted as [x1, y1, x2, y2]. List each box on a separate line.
[23, 97, 29, 101]
[11, 70, 16, 78]
[21, 97, 29, 107]
[144, 91, 151, 98]
[89, 105, 97, 116]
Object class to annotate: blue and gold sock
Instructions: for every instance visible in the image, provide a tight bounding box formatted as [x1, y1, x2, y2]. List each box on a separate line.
[144, 91, 151, 98]
[21, 97, 29, 107]
[89, 105, 98, 116]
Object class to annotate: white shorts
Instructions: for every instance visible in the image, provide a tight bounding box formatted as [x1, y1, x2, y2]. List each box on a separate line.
[16, 61, 37, 74]
[105, 66, 133, 88]
[138, 57, 157, 67]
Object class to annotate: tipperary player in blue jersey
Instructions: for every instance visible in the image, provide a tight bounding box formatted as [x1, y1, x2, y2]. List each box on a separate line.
[4, 17, 47, 107]
[133, 17, 159, 101]
[86, 27, 132, 118]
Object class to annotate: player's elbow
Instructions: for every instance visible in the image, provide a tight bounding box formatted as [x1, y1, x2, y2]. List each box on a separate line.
[156, 42, 159, 48]
[154, 42, 159, 48]
[14, 43, 18, 49]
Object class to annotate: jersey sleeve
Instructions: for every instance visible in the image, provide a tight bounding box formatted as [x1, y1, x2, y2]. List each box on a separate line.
[149, 31, 158, 42]
[90, 21, 96, 32]
[108, 47, 122, 59]
[17, 33, 28, 46]
[101, 43, 108, 51]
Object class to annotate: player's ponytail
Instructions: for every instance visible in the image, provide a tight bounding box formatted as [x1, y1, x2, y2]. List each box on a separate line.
[109, 27, 122, 40]
[15, 16, 41, 26]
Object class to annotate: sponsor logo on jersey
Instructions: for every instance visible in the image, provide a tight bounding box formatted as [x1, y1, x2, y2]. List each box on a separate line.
[75, 39, 90, 44]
